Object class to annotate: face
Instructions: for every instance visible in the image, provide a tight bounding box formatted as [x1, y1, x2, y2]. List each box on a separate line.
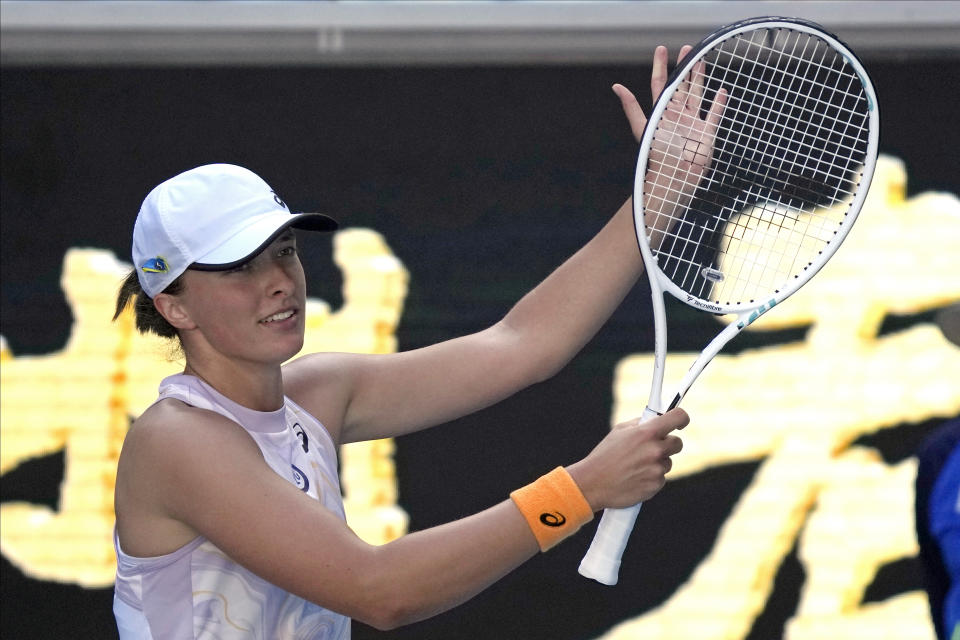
[171, 230, 308, 368]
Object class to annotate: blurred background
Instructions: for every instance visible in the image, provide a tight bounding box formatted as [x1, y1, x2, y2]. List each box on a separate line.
[2, 1, 959, 638]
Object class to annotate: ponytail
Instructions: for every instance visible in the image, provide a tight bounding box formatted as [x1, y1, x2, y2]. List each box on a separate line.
[113, 270, 184, 341]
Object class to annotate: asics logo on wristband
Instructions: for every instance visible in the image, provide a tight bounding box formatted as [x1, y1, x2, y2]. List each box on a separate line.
[539, 511, 567, 527]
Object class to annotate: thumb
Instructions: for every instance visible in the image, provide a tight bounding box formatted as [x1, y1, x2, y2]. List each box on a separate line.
[612, 83, 648, 142]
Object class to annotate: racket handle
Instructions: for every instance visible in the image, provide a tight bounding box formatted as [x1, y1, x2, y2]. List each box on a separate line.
[578, 406, 660, 585]
[578, 503, 641, 585]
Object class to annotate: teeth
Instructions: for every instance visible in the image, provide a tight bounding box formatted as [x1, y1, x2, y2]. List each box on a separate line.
[261, 310, 294, 323]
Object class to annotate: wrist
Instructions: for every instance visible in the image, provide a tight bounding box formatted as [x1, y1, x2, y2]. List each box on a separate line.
[510, 467, 594, 552]
[565, 460, 603, 513]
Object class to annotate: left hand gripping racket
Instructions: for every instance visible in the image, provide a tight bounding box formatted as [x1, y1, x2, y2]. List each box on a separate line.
[578, 16, 879, 586]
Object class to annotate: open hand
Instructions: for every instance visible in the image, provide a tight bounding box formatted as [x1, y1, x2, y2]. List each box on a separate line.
[613, 46, 728, 243]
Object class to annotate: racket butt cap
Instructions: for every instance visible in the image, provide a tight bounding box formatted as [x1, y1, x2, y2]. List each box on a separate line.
[578, 556, 621, 586]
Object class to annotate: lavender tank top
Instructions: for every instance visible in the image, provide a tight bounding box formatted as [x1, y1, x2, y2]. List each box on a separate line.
[113, 374, 350, 639]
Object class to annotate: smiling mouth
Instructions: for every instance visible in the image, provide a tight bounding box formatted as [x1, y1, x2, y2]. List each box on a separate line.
[260, 309, 296, 324]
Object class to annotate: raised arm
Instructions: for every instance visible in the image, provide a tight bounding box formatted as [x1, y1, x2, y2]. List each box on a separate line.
[283, 46, 719, 445]
[285, 193, 643, 444]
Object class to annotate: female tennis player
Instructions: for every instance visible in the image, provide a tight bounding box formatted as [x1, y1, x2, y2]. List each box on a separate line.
[112, 46, 711, 638]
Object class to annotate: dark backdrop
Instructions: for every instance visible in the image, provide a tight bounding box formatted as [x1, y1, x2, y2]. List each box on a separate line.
[1, 57, 957, 639]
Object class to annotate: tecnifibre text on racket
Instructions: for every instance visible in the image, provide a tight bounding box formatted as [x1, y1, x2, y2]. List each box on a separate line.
[578, 16, 879, 586]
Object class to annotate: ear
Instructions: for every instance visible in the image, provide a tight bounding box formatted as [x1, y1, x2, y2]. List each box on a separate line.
[153, 292, 197, 331]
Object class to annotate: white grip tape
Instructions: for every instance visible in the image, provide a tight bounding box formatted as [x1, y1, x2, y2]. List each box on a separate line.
[578, 406, 660, 585]
[577, 503, 641, 585]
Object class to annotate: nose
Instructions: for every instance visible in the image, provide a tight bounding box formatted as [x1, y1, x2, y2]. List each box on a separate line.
[265, 260, 296, 297]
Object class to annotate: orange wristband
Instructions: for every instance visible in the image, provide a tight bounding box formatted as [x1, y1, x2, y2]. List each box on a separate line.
[510, 466, 594, 552]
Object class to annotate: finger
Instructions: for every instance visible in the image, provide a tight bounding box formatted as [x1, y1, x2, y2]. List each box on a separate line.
[687, 60, 705, 110]
[705, 87, 728, 135]
[673, 67, 690, 108]
[671, 45, 696, 110]
[650, 45, 668, 103]
[662, 434, 684, 457]
[612, 83, 647, 141]
[650, 408, 690, 438]
[661, 456, 673, 474]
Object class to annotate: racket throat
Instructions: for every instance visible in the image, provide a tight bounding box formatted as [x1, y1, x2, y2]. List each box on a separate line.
[666, 393, 683, 411]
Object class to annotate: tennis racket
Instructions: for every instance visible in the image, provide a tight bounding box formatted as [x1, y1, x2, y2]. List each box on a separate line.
[578, 16, 879, 586]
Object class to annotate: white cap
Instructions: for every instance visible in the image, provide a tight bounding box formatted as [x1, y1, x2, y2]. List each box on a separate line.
[132, 164, 337, 297]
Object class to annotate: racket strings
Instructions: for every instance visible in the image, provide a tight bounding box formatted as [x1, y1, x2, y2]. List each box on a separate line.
[714, 47, 869, 122]
[720, 32, 849, 297]
[714, 35, 838, 296]
[691, 46, 868, 192]
[643, 26, 872, 305]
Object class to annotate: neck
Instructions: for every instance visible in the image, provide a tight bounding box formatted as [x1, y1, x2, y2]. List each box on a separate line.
[183, 358, 285, 412]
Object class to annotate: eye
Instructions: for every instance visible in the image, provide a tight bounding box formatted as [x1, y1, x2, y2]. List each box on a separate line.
[278, 245, 297, 258]
[226, 261, 252, 274]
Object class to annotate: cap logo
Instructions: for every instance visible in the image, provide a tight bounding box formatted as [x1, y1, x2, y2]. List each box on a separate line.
[140, 257, 170, 274]
[271, 191, 288, 210]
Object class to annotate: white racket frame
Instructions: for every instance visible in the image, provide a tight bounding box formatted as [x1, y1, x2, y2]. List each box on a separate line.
[578, 17, 879, 586]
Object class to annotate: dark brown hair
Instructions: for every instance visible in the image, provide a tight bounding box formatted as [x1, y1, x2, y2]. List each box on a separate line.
[113, 269, 185, 340]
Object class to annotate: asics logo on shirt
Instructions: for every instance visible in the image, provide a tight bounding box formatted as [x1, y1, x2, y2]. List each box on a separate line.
[291, 464, 309, 492]
[293, 423, 309, 453]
